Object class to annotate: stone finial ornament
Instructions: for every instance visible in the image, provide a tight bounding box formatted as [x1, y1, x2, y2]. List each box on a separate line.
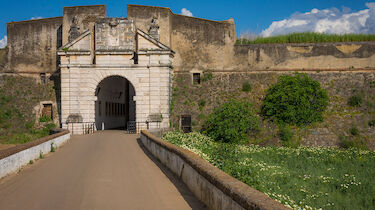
[109, 19, 119, 27]
[68, 17, 80, 42]
[148, 18, 160, 41]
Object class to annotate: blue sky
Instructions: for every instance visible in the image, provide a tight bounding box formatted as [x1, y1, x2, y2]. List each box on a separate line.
[0, 0, 374, 47]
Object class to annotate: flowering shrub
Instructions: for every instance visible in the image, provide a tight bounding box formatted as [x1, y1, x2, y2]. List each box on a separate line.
[163, 131, 375, 210]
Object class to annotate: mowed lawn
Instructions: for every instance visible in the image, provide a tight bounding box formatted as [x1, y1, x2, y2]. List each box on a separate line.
[163, 132, 375, 210]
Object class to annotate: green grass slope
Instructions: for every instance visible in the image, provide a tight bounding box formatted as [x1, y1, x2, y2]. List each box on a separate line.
[236, 32, 375, 44]
[0, 75, 56, 145]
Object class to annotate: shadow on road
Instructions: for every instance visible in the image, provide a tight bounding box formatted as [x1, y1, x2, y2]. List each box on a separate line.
[136, 138, 207, 210]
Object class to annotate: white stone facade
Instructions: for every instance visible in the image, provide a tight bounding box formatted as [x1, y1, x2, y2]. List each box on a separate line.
[58, 18, 174, 134]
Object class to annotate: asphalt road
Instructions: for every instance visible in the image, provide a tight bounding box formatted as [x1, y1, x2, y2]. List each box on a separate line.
[0, 131, 206, 210]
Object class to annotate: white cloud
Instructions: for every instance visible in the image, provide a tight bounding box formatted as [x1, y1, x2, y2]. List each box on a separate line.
[31, 16, 42, 20]
[239, 30, 259, 40]
[261, 3, 375, 37]
[0, 36, 7, 48]
[181, 8, 193, 17]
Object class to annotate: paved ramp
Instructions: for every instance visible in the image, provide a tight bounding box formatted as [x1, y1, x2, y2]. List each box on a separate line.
[0, 131, 206, 210]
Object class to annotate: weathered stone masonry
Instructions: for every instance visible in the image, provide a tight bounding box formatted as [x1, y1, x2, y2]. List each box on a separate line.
[58, 18, 174, 133]
[2, 4, 375, 136]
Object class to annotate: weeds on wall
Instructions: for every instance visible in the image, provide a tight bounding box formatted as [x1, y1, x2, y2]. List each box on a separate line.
[198, 99, 206, 111]
[202, 72, 213, 82]
[350, 126, 360, 136]
[241, 81, 251, 92]
[348, 95, 363, 107]
[50, 143, 55, 152]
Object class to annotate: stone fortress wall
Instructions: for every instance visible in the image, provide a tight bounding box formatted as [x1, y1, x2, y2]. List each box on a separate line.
[2, 4, 375, 76]
[0, 4, 375, 138]
[5, 17, 63, 74]
[128, 5, 375, 73]
[126, 6, 375, 147]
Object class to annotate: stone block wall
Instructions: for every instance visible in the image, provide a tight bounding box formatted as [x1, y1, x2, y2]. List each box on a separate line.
[95, 18, 135, 52]
[171, 71, 375, 149]
[0, 75, 59, 138]
[170, 15, 236, 72]
[233, 42, 375, 71]
[0, 48, 7, 71]
[6, 17, 63, 74]
[62, 5, 106, 46]
[127, 5, 237, 73]
[0, 131, 70, 179]
[127, 5, 173, 47]
[60, 53, 173, 134]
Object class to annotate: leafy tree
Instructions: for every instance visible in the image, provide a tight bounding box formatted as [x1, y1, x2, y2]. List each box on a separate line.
[262, 73, 329, 126]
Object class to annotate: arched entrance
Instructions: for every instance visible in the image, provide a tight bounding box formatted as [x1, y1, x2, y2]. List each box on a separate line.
[95, 76, 136, 131]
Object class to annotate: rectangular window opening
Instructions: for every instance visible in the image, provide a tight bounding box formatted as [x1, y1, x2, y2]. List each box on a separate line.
[193, 73, 201, 85]
[42, 104, 53, 120]
[180, 115, 192, 133]
[40, 73, 46, 84]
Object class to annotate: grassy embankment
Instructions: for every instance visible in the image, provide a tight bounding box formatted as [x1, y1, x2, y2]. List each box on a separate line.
[164, 132, 375, 210]
[236, 32, 375, 44]
[0, 76, 56, 145]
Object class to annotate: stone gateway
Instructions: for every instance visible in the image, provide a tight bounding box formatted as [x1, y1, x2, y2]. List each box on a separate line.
[58, 18, 173, 133]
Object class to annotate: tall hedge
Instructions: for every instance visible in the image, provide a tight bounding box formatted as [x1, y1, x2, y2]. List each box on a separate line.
[262, 73, 329, 126]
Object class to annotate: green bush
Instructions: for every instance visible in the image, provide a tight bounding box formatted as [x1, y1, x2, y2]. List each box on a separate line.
[348, 95, 362, 107]
[242, 81, 251, 92]
[262, 73, 329, 126]
[279, 126, 293, 142]
[202, 100, 259, 143]
[350, 126, 360, 136]
[39, 116, 52, 122]
[369, 120, 375, 127]
[25, 121, 34, 130]
[278, 126, 299, 147]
